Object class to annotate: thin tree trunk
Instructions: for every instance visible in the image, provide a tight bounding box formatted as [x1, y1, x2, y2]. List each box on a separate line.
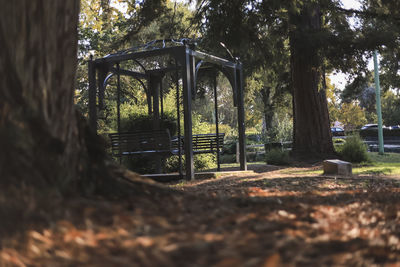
[289, 3, 334, 156]
[261, 86, 274, 138]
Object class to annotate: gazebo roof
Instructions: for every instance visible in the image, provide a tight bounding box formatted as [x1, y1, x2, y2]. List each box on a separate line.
[93, 38, 240, 70]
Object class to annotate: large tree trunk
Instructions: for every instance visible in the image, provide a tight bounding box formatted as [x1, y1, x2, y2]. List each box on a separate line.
[0, 1, 109, 192]
[289, 3, 334, 156]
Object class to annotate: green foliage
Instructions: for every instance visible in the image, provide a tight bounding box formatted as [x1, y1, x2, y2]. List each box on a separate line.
[336, 101, 368, 130]
[220, 154, 236, 164]
[265, 148, 290, 166]
[165, 154, 216, 172]
[191, 74, 238, 136]
[334, 138, 345, 144]
[120, 112, 177, 135]
[248, 152, 265, 162]
[337, 135, 369, 163]
[76, 0, 197, 132]
[222, 141, 237, 154]
[265, 113, 293, 143]
[381, 91, 400, 126]
[164, 156, 182, 173]
[121, 155, 157, 174]
[246, 133, 263, 145]
[368, 152, 400, 163]
[194, 154, 216, 170]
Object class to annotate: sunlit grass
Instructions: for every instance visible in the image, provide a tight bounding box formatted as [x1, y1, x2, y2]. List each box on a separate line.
[352, 153, 400, 175]
[220, 162, 266, 168]
[279, 153, 400, 176]
[368, 152, 400, 163]
[282, 168, 323, 175]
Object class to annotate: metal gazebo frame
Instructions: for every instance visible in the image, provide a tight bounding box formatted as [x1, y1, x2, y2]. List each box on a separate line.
[88, 39, 247, 180]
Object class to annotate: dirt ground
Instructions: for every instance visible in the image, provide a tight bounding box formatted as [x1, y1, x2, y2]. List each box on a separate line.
[1, 164, 400, 267]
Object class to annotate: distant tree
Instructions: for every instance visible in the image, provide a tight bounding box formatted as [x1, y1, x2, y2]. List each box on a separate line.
[381, 91, 400, 126]
[337, 102, 367, 129]
[360, 0, 400, 93]
[194, 0, 400, 156]
[76, 0, 197, 126]
[195, 0, 335, 155]
[326, 77, 341, 126]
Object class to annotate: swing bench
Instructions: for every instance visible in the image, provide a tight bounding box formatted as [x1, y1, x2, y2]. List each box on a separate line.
[109, 129, 173, 157]
[109, 130, 225, 157]
[172, 133, 225, 155]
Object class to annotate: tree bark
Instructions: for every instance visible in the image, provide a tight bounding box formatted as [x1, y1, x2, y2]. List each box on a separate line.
[261, 86, 274, 138]
[0, 1, 110, 192]
[289, 3, 334, 156]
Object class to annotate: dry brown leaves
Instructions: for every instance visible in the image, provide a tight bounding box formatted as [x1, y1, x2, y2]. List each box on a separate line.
[1, 167, 400, 266]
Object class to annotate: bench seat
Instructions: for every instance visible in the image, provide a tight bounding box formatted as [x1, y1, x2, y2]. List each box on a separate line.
[109, 130, 172, 157]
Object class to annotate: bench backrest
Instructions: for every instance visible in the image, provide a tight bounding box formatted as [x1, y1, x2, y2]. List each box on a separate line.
[109, 129, 171, 156]
[192, 133, 225, 153]
[172, 133, 225, 154]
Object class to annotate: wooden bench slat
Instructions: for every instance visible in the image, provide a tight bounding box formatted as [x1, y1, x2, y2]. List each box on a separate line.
[109, 129, 172, 157]
[171, 133, 224, 154]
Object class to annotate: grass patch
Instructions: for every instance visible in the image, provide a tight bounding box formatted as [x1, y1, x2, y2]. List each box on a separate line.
[220, 153, 400, 176]
[281, 153, 400, 176]
[352, 153, 400, 175]
[282, 168, 323, 175]
[368, 152, 400, 163]
[170, 181, 186, 187]
[220, 162, 266, 168]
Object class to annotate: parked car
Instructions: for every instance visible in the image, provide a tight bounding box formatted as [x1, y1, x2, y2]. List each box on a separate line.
[389, 125, 400, 129]
[360, 124, 390, 130]
[361, 124, 378, 130]
[331, 127, 345, 136]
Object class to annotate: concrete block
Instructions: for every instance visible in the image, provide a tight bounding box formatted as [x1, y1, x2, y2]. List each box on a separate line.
[323, 159, 352, 176]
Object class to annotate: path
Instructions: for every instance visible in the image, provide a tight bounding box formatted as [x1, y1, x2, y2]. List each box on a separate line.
[2, 165, 400, 266]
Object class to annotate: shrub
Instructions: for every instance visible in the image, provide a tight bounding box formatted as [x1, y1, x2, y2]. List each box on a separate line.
[165, 154, 217, 172]
[265, 148, 290, 165]
[222, 141, 237, 154]
[338, 135, 369, 163]
[122, 155, 159, 174]
[120, 112, 177, 135]
[194, 154, 216, 170]
[247, 152, 257, 162]
[220, 154, 236, 164]
[264, 113, 293, 143]
[333, 138, 345, 144]
[255, 152, 266, 162]
[165, 155, 182, 173]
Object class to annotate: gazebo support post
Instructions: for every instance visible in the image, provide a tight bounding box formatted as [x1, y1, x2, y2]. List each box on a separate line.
[237, 64, 247, 170]
[150, 74, 162, 173]
[116, 63, 122, 164]
[213, 73, 221, 171]
[181, 47, 194, 180]
[175, 66, 183, 178]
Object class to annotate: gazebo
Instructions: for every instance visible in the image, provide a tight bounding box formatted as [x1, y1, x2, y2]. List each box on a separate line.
[88, 39, 246, 180]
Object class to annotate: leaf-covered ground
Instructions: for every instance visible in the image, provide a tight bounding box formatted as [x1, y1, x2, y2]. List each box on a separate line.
[2, 165, 400, 266]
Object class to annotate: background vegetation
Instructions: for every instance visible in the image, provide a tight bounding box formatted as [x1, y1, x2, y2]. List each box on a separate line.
[75, 0, 400, 170]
